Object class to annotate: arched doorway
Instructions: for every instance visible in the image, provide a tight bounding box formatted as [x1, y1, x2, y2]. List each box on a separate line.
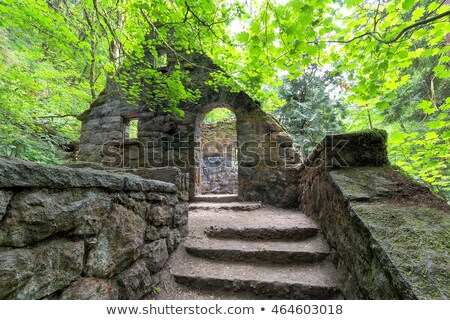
[200, 108, 237, 194]
[193, 104, 238, 197]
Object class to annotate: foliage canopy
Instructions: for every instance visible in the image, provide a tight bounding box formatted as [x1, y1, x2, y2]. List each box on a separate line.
[0, 0, 449, 199]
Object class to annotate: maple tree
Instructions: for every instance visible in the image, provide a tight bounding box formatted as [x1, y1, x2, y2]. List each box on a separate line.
[0, 0, 448, 199]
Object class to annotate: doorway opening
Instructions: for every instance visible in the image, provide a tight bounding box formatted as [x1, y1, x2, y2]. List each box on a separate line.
[199, 108, 238, 195]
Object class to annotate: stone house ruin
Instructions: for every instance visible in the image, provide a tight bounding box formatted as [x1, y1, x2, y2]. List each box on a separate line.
[78, 51, 301, 207]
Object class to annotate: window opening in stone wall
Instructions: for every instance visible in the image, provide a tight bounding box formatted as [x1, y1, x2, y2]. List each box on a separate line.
[200, 108, 237, 195]
[125, 119, 139, 140]
[155, 53, 168, 68]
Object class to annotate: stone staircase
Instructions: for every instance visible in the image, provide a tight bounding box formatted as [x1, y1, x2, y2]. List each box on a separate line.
[159, 195, 343, 299]
[189, 194, 262, 211]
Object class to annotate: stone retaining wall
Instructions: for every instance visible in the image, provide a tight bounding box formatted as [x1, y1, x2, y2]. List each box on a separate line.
[299, 129, 449, 299]
[0, 156, 188, 299]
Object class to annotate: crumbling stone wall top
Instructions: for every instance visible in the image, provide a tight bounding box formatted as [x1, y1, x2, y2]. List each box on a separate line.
[0, 156, 175, 193]
[304, 128, 389, 169]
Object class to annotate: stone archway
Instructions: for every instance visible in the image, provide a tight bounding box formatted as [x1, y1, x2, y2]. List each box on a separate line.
[192, 103, 239, 197]
[197, 108, 238, 195]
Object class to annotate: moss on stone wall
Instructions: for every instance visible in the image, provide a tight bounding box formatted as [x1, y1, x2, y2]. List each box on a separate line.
[322, 128, 389, 168]
[352, 203, 449, 299]
[329, 166, 450, 299]
[331, 128, 388, 143]
[301, 162, 449, 299]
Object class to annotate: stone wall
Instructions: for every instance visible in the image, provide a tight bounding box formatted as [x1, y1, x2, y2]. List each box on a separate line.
[200, 119, 238, 194]
[299, 129, 449, 299]
[0, 156, 188, 300]
[77, 52, 301, 207]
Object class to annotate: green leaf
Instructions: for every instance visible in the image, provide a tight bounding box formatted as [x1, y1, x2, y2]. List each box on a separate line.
[440, 56, 450, 63]
[397, 50, 408, 59]
[236, 32, 249, 43]
[428, 121, 448, 130]
[390, 133, 405, 145]
[417, 100, 435, 114]
[376, 101, 390, 110]
[386, 3, 396, 13]
[425, 132, 439, 140]
[136, 2, 151, 11]
[347, 0, 364, 7]
[434, 65, 450, 78]
[402, 0, 415, 11]
[412, 8, 425, 21]
[428, 2, 441, 12]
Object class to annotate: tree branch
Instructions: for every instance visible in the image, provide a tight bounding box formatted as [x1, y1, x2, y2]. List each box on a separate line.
[373, 0, 382, 33]
[184, 1, 233, 46]
[92, 0, 123, 68]
[380, 9, 450, 44]
[138, 9, 214, 71]
[329, 9, 450, 45]
[83, 7, 97, 99]
[34, 114, 78, 119]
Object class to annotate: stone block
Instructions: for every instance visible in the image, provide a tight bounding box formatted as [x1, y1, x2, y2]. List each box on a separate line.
[115, 260, 154, 299]
[127, 197, 151, 221]
[0, 189, 112, 247]
[150, 202, 172, 226]
[81, 119, 101, 132]
[85, 204, 145, 278]
[144, 225, 159, 241]
[81, 131, 123, 145]
[141, 239, 169, 273]
[139, 115, 178, 133]
[301, 165, 450, 299]
[166, 229, 182, 254]
[0, 190, 13, 221]
[0, 239, 84, 299]
[321, 129, 388, 168]
[82, 117, 123, 132]
[63, 161, 106, 170]
[60, 277, 119, 300]
[100, 116, 124, 125]
[173, 202, 189, 227]
[78, 143, 102, 159]
[88, 100, 139, 119]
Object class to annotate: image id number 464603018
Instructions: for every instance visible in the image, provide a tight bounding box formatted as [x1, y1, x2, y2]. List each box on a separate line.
[271, 304, 343, 315]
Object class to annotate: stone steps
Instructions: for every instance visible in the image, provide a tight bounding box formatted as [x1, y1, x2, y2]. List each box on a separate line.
[194, 194, 239, 203]
[162, 202, 343, 300]
[172, 253, 341, 299]
[184, 236, 330, 264]
[206, 225, 319, 240]
[189, 201, 261, 211]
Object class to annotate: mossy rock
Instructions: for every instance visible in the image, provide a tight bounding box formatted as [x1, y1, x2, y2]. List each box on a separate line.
[322, 128, 389, 168]
[330, 166, 450, 299]
[352, 203, 450, 299]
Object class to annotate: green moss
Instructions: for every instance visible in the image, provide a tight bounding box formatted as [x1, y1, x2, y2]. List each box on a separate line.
[330, 167, 397, 200]
[324, 128, 389, 167]
[352, 203, 450, 299]
[329, 128, 387, 143]
[355, 128, 388, 142]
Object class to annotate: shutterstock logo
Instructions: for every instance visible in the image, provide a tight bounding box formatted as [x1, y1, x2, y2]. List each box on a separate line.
[99, 132, 350, 170]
